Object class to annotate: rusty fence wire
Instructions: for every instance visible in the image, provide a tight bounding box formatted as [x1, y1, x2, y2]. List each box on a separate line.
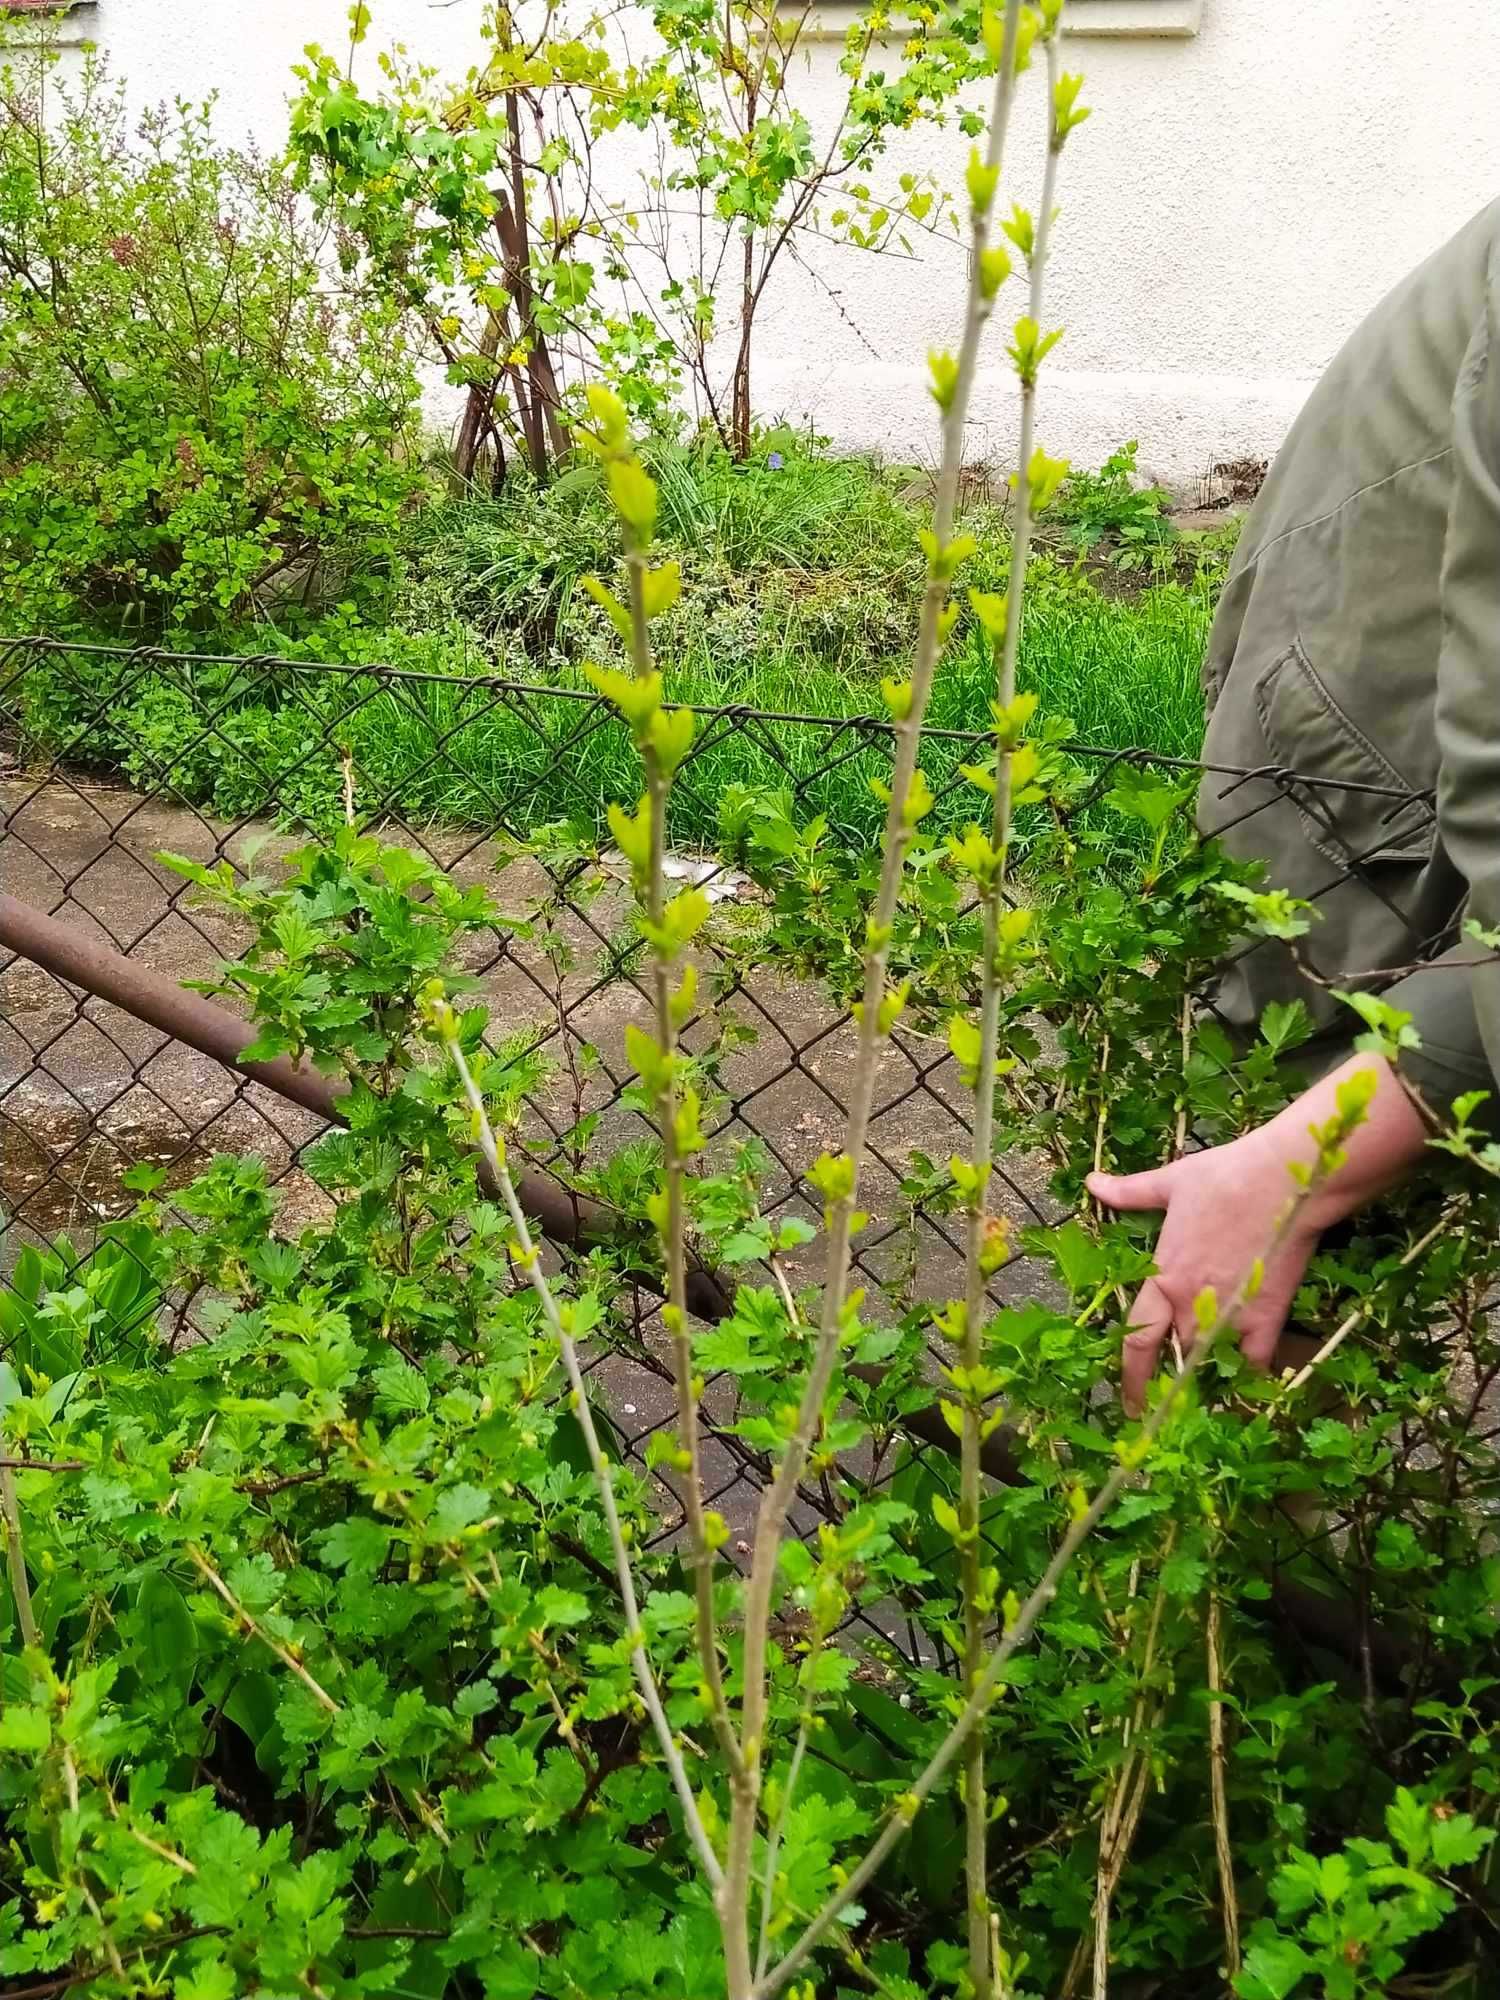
[0, 636, 1449, 1667]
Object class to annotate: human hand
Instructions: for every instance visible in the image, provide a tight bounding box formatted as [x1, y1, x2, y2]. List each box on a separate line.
[1086, 1129, 1323, 1415]
[1086, 1055, 1427, 1415]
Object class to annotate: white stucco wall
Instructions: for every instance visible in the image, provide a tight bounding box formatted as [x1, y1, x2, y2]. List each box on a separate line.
[32, 0, 1500, 490]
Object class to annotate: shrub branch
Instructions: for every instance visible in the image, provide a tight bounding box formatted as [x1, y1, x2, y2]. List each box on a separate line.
[760, 1069, 1374, 1998]
[1, 1455, 39, 1651]
[436, 1021, 725, 1893]
[728, 10, 1036, 1980]
[957, 14, 1079, 1987]
[624, 536, 746, 1790]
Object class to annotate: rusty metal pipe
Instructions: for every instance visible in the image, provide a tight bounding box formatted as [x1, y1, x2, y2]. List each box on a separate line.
[0, 890, 735, 1318]
[2, 891, 351, 1125]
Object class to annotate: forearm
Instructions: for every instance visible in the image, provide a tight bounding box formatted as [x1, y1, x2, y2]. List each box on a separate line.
[1261, 1054, 1430, 1234]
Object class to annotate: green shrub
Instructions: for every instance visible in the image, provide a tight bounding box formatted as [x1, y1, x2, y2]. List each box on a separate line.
[4, 797, 1499, 1999]
[0, 39, 422, 634]
[1051, 438, 1174, 566]
[8, 10, 1494, 1993]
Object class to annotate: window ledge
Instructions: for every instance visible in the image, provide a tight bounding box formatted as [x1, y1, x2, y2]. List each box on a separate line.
[797, 0, 1200, 42]
[1064, 0, 1201, 36]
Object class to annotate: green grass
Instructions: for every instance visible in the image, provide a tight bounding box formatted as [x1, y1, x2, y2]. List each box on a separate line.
[20, 577, 1209, 858]
[1003, 580, 1210, 753]
[379, 577, 1207, 848]
[405, 432, 921, 623]
[629, 572, 1212, 754]
[18, 433, 1222, 852]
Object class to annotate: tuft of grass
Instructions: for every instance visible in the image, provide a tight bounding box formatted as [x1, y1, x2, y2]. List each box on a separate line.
[400, 432, 925, 654]
[647, 433, 917, 572]
[20, 435, 1221, 854]
[999, 579, 1209, 756]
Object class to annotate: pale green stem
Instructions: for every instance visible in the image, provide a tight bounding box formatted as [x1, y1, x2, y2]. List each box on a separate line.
[1, 1457, 39, 1651]
[445, 1035, 724, 1892]
[622, 542, 746, 1794]
[755, 1709, 812, 1981]
[1277, 1208, 1450, 1395]
[959, 27, 1071, 1992]
[759, 1138, 1356, 2000]
[731, 0, 1032, 1889]
[1205, 1582, 1241, 1978]
[994, 29, 1065, 784]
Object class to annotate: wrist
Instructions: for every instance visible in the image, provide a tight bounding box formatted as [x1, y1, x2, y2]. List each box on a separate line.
[1230, 1118, 1343, 1240]
[1254, 1055, 1428, 1236]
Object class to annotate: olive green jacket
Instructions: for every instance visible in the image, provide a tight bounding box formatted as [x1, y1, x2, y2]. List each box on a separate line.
[1199, 198, 1500, 1106]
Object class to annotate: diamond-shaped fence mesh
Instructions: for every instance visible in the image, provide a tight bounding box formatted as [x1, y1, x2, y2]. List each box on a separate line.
[0, 636, 1453, 1667]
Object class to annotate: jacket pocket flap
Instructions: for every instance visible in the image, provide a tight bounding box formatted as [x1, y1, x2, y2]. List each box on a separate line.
[1253, 640, 1436, 867]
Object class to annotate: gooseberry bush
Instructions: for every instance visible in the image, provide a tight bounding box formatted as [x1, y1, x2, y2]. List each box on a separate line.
[0, 37, 421, 634]
[4, 7, 1500, 1999]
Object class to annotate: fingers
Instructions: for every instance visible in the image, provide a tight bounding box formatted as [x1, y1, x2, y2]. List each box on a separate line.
[1122, 1264, 1305, 1416]
[1087, 1164, 1178, 1214]
[1121, 1276, 1175, 1418]
[1240, 1319, 1283, 1373]
[1239, 1240, 1317, 1373]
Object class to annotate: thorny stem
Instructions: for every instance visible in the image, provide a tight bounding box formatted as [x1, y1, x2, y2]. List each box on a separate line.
[62, 1750, 125, 1979]
[731, 8, 1033, 1983]
[991, 25, 1064, 868]
[1068, 1523, 1176, 2000]
[1, 1454, 40, 1651]
[755, 1708, 812, 1981]
[1089, 1759, 1150, 2000]
[1205, 1587, 1241, 1978]
[186, 1546, 340, 1716]
[441, 1033, 724, 1893]
[960, 21, 1073, 1990]
[621, 541, 746, 1793]
[1092, 1034, 1112, 1180]
[762, 1367, 1197, 1995]
[760, 1096, 1368, 2000]
[1278, 1209, 1451, 1395]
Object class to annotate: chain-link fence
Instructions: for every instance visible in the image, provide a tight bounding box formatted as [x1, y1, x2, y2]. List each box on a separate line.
[0, 635, 1451, 1667]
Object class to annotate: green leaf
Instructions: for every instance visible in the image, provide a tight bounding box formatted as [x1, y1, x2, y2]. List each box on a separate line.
[721, 1221, 774, 1265]
[432, 1482, 493, 1537]
[1234, 1936, 1312, 2000]
[320, 1518, 393, 1574]
[1386, 1787, 1431, 1866]
[0, 1706, 51, 1752]
[1259, 998, 1314, 1055]
[135, 1572, 198, 1692]
[1104, 766, 1191, 833]
[1429, 1810, 1493, 1871]
[1160, 1551, 1208, 1598]
[1041, 1218, 1106, 1296]
[455, 1679, 499, 1719]
[1304, 1418, 1354, 1460]
[533, 1586, 590, 1629]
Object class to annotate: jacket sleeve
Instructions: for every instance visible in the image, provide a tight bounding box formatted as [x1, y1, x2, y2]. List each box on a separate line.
[1377, 244, 1500, 1110]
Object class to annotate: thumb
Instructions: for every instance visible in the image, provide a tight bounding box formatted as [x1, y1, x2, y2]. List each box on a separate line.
[1086, 1163, 1179, 1214]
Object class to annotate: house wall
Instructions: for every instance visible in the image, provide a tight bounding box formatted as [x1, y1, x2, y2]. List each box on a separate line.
[32, 0, 1500, 490]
